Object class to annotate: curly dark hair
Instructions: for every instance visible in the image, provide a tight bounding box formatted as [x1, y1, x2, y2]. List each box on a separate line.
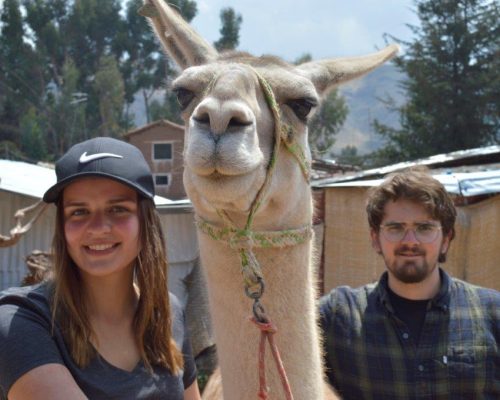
[366, 167, 456, 262]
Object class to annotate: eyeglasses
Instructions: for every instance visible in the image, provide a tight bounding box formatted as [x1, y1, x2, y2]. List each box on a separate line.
[379, 222, 442, 243]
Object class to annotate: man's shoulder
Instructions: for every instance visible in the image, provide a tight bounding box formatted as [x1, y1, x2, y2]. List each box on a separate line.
[323, 281, 379, 298]
[320, 281, 379, 313]
[449, 277, 500, 307]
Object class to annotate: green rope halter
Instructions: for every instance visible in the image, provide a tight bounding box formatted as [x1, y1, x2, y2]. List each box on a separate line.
[196, 66, 313, 302]
[195, 215, 312, 290]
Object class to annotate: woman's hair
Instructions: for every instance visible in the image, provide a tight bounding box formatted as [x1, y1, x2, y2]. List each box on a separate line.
[51, 196, 183, 373]
[366, 167, 457, 262]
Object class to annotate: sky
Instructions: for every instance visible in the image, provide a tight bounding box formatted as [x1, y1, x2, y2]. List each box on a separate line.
[0, 0, 420, 61]
[191, 0, 420, 62]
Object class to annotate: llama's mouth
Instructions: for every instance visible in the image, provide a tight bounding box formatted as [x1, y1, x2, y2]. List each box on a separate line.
[208, 171, 224, 179]
[186, 166, 265, 209]
[196, 165, 257, 180]
[207, 169, 252, 179]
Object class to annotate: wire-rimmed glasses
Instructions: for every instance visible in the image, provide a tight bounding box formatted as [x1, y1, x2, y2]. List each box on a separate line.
[379, 222, 442, 243]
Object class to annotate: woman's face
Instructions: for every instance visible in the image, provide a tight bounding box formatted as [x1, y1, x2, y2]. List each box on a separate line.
[62, 177, 141, 280]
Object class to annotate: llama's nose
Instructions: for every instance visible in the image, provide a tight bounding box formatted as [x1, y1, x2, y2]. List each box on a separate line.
[192, 98, 254, 136]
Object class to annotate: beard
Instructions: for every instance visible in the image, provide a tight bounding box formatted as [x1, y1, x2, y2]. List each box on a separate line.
[386, 244, 437, 284]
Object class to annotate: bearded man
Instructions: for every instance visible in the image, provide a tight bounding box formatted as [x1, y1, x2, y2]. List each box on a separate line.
[320, 168, 499, 400]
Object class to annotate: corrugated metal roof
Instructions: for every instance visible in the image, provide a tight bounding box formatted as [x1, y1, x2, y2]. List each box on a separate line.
[314, 145, 500, 186]
[0, 159, 179, 206]
[318, 170, 500, 197]
[0, 160, 55, 199]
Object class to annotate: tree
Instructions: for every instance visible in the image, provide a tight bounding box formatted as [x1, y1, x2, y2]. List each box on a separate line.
[169, 0, 197, 21]
[1, 0, 205, 159]
[49, 58, 88, 156]
[65, 0, 123, 75]
[22, 0, 69, 89]
[0, 0, 41, 142]
[308, 90, 348, 158]
[20, 107, 48, 161]
[373, 0, 500, 165]
[94, 55, 125, 137]
[121, 0, 198, 124]
[1, 0, 130, 157]
[337, 145, 364, 167]
[150, 95, 183, 124]
[214, 7, 242, 51]
[121, 0, 166, 124]
[294, 53, 349, 158]
[65, 0, 125, 134]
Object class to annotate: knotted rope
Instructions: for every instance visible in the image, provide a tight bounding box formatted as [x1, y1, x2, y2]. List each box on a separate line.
[213, 68, 311, 296]
[251, 317, 294, 400]
[195, 215, 312, 292]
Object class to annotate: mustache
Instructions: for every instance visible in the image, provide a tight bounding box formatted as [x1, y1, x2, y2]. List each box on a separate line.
[395, 245, 425, 256]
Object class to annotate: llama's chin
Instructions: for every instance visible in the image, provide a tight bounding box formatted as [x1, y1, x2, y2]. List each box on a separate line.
[184, 168, 265, 212]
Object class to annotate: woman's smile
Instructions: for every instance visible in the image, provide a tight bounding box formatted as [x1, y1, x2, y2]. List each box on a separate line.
[63, 177, 141, 279]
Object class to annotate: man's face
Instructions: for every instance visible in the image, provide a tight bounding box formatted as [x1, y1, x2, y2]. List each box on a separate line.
[371, 198, 451, 284]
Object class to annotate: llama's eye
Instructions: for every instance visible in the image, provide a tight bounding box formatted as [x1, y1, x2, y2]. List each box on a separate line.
[286, 98, 318, 121]
[173, 87, 195, 110]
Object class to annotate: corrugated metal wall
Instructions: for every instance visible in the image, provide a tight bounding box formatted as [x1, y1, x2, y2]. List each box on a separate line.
[1, 191, 56, 289]
[159, 211, 199, 308]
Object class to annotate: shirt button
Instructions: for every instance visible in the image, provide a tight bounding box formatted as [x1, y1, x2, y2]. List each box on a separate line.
[418, 364, 425, 372]
[402, 332, 409, 340]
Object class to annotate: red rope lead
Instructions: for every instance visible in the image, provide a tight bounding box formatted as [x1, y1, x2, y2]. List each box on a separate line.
[251, 317, 294, 400]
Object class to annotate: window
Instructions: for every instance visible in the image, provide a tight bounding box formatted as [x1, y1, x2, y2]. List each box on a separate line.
[153, 143, 172, 160]
[155, 174, 170, 186]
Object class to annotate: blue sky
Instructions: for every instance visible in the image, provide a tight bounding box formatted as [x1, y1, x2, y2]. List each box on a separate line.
[0, 0, 419, 61]
[191, 0, 420, 62]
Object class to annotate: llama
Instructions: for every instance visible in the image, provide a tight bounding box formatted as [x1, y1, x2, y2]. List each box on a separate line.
[141, 1, 397, 398]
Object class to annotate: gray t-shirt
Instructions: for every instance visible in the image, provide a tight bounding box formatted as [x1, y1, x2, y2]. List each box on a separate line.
[0, 283, 197, 399]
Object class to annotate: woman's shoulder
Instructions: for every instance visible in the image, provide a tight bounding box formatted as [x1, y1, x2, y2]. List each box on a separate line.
[1, 282, 51, 301]
[0, 283, 53, 319]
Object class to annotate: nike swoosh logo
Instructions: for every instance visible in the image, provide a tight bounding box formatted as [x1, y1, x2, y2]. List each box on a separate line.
[79, 152, 123, 164]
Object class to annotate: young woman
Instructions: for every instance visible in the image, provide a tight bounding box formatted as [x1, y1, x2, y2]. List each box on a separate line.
[0, 137, 201, 400]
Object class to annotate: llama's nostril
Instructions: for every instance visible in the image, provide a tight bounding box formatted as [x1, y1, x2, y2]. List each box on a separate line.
[193, 114, 210, 125]
[228, 118, 252, 128]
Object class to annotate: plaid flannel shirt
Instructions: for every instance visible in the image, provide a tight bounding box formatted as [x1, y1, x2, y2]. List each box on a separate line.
[320, 269, 500, 400]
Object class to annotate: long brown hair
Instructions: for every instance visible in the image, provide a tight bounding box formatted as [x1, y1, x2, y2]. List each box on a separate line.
[51, 195, 183, 373]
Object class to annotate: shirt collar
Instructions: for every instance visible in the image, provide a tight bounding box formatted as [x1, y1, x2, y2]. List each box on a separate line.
[377, 267, 451, 313]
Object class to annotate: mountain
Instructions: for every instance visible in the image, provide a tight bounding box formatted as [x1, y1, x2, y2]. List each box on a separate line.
[332, 63, 407, 154]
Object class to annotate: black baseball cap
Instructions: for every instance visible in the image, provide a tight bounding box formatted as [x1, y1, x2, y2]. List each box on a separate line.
[43, 137, 155, 203]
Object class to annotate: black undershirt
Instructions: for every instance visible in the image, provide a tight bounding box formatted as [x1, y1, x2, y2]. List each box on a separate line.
[387, 287, 429, 346]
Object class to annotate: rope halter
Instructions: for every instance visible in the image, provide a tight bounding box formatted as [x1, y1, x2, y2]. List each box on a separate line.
[194, 66, 313, 400]
[194, 65, 313, 302]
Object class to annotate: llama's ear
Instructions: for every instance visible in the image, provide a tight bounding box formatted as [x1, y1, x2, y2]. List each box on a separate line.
[297, 44, 399, 96]
[139, 0, 218, 69]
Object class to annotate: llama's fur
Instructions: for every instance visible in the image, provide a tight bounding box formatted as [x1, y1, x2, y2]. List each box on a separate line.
[142, 1, 397, 398]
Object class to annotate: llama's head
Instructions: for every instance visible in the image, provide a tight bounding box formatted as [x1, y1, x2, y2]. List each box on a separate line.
[142, 1, 397, 225]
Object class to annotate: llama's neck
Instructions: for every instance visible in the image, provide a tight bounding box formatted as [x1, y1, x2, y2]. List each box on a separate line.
[197, 200, 324, 400]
